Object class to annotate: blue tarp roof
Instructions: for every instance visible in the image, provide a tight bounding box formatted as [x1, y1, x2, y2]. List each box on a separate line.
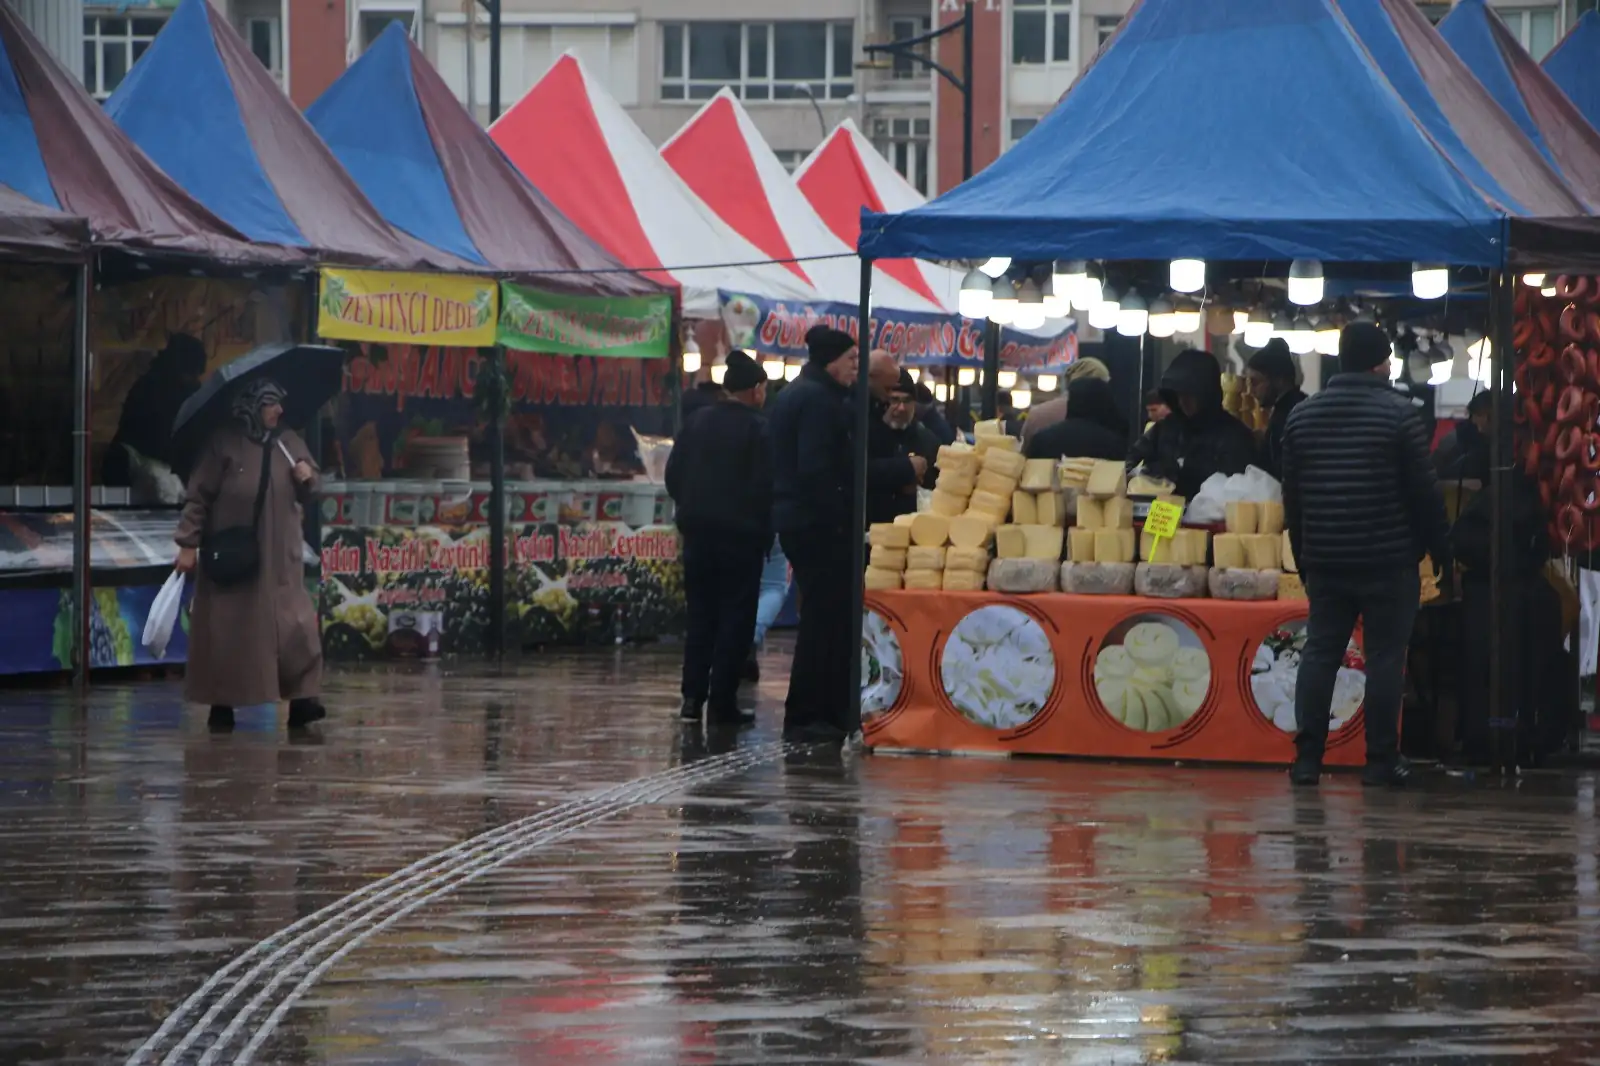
[1543, 12, 1600, 135]
[105, 0, 462, 269]
[860, 0, 1599, 269]
[1438, 0, 1600, 211]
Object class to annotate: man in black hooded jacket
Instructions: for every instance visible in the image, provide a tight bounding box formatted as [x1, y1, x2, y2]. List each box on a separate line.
[1281, 323, 1451, 788]
[1125, 348, 1256, 499]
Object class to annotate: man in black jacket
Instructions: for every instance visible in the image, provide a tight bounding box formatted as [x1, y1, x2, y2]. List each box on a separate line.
[766, 324, 859, 742]
[1246, 337, 1307, 481]
[1281, 323, 1451, 787]
[1126, 348, 1256, 498]
[665, 351, 771, 727]
[866, 357, 932, 524]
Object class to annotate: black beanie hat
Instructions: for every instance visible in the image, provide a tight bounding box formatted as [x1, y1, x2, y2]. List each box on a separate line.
[891, 368, 917, 396]
[722, 349, 765, 393]
[1247, 337, 1298, 384]
[805, 324, 856, 366]
[1339, 322, 1393, 374]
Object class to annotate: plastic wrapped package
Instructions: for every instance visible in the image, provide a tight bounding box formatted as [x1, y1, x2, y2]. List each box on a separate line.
[1060, 561, 1136, 595]
[1208, 567, 1280, 600]
[630, 429, 673, 484]
[986, 557, 1059, 593]
[1134, 562, 1209, 598]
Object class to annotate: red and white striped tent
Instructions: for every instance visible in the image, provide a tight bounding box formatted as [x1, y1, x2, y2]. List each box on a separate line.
[489, 54, 821, 318]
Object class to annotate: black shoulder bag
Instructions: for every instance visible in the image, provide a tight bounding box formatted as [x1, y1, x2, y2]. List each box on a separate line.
[199, 440, 273, 587]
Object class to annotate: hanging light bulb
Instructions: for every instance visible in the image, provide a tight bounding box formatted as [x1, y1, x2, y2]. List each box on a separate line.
[1314, 318, 1341, 356]
[1288, 259, 1324, 306]
[1170, 258, 1206, 293]
[934, 381, 949, 402]
[1147, 296, 1177, 338]
[1011, 388, 1032, 410]
[1071, 264, 1104, 312]
[988, 277, 1018, 325]
[710, 362, 727, 384]
[997, 369, 1018, 389]
[1269, 311, 1294, 345]
[1522, 273, 1546, 288]
[1014, 279, 1047, 330]
[1232, 309, 1249, 335]
[681, 348, 701, 374]
[1117, 290, 1149, 337]
[1541, 282, 1557, 297]
[1042, 275, 1067, 319]
[1036, 373, 1059, 392]
[979, 257, 1011, 278]
[958, 268, 993, 320]
[1088, 283, 1121, 331]
[763, 355, 785, 380]
[957, 366, 977, 387]
[784, 361, 801, 382]
[1412, 263, 1449, 300]
[1053, 260, 1087, 306]
[1287, 314, 1316, 355]
[1243, 307, 1273, 349]
[1173, 299, 1202, 335]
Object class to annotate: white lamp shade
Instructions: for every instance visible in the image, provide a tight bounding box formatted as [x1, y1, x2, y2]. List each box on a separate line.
[997, 370, 1018, 389]
[1541, 283, 1558, 297]
[1314, 325, 1341, 356]
[763, 356, 785, 380]
[1522, 272, 1546, 288]
[1147, 297, 1177, 338]
[1232, 310, 1249, 335]
[1173, 303, 1202, 334]
[934, 382, 949, 401]
[958, 268, 992, 319]
[1036, 373, 1059, 391]
[988, 277, 1018, 324]
[1088, 297, 1120, 331]
[783, 362, 801, 381]
[1287, 259, 1324, 306]
[1169, 258, 1206, 293]
[1117, 292, 1149, 337]
[1243, 309, 1273, 348]
[1071, 273, 1104, 312]
[710, 363, 727, 384]
[1287, 317, 1316, 355]
[957, 366, 976, 387]
[1011, 388, 1032, 410]
[1053, 260, 1087, 302]
[681, 349, 702, 374]
[979, 257, 1011, 278]
[1412, 263, 1449, 300]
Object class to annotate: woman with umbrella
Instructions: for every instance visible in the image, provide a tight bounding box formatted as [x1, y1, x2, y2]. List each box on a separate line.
[172, 346, 339, 731]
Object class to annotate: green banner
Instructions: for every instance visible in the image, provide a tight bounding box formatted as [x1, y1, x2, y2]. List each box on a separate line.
[497, 283, 673, 359]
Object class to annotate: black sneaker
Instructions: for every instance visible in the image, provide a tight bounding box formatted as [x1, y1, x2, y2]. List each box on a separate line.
[207, 705, 235, 733]
[783, 720, 849, 745]
[1288, 757, 1322, 786]
[679, 698, 704, 722]
[287, 698, 327, 730]
[1362, 757, 1412, 788]
[708, 704, 756, 727]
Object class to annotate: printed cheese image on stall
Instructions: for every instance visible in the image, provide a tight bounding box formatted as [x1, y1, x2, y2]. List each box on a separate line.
[1249, 621, 1366, 733]
[861, 609, 905, 723]
[939, 605, 1056, 731]
[1092, 615, 1212, 732]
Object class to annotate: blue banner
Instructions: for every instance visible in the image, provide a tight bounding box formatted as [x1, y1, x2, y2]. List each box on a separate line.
[0, 582, 192, 676]
[718, 292, 1077, 370]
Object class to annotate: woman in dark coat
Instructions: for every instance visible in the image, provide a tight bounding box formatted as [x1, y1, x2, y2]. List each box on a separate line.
[174, 378, 325, 732]
[1024, 377, 1129, 461]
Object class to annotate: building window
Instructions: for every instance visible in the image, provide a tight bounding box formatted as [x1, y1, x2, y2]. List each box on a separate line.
[873, 117, 930, 197]
[360, 9, 418, 53]
[1011, 0, 1073, 66]
[889, 16, 930, 80]
[1009, 117, 1038, 144]
[1498, 6, 1559, 59]
[82, 15, 166, 99]
[773, 149, 809, 172]
[1094, 15, 1120, 52]
[246, 17, 282, 81]
[661, 21, 855, 101]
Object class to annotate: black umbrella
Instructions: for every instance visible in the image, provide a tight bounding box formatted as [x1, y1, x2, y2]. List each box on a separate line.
[171, 343, 346, 454]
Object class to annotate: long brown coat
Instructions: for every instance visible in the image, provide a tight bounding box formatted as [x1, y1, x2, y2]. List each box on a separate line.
[175, 427, 321, 706]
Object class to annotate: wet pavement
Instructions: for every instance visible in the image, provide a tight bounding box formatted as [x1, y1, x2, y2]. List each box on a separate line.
[3, 644, 1600, 1065]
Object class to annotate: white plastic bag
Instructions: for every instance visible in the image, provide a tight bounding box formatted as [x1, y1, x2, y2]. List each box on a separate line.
[142, 571, 185, 659]
[1187, 473, 1231, 524]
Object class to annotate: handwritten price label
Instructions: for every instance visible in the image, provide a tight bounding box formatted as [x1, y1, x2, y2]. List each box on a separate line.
[1143, 499, 1184, 561]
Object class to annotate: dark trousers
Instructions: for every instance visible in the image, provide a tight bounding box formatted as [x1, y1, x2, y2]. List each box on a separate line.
[1296, 566, 1419, 766]
[1459, 574, 1570, 762]
[779, 528, 854, 734]
[681, 529, 765, 713]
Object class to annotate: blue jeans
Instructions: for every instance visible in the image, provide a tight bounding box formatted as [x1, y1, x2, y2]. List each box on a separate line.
[753, 535, 791, 647]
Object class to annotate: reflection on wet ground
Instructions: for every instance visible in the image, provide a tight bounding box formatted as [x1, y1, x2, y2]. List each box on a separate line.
[2, 644, 1599, 1064]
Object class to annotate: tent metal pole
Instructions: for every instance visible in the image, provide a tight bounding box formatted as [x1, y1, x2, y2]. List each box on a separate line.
[1488, 266, 1516, 772]
[487, 345, 507, 661]
[847, 256, 873, 734]
[71, 260, 92, 693]
[980, 319, 999, 420]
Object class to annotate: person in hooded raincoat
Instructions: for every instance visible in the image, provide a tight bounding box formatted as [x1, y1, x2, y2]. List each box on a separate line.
[1125, 348, 1256, 499]
[1025, 377, 1129, 461]
[174, 378, 325, 732]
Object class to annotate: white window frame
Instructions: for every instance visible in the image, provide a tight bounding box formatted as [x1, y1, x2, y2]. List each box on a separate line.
[659, 21, 855, 104]
[888, 16, 931, 81]
[82, 12, 168, 99]
[1094, 15, 1120, 53]
[357, 0, 422, 53]
[1008, 117, 1038, 145]
[873, 117, 931, 197]
[1010, 0, 1075, 67]
[1497, 6, 1561, 59]
[245, 16, 283, 82]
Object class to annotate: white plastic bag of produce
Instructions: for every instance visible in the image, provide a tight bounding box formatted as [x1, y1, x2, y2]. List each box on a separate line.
[142, 571, 185, 659]
[1187, 473, 1230, 524]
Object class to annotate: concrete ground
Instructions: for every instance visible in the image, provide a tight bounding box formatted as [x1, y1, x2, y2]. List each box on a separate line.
[2, 643, 1599, 1065]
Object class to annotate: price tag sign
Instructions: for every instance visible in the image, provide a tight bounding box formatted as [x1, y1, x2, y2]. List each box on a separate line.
[1143, 499, 1184, 561]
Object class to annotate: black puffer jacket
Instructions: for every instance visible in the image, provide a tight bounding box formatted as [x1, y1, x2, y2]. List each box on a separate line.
[767, 363, 853, 536]
[1281, 372, 1451, 572]
[1025, 378, 1129, 461]
[664, 399, 771, 541]
[1125, 349, 1256, 499]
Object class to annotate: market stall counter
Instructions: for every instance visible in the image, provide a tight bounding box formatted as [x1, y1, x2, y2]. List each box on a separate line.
[861, 590, 1368, 766]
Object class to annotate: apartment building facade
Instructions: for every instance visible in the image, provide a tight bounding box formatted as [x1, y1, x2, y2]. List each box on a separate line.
[8, 0, 1591, 197]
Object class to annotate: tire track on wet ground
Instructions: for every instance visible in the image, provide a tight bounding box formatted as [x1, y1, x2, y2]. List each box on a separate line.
[128, 741, 792, 1066]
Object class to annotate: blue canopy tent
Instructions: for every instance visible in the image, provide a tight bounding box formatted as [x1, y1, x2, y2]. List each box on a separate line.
[104, 0, 467, 271]
[1437, 0, 1600, 213]
[1543, 12, 1600, 135]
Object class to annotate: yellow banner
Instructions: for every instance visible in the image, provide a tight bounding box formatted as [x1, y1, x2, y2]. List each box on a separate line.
[317, 268, 497, 347]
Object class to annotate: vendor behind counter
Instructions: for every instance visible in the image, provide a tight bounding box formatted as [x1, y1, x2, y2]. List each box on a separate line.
[1126, 348, 1256, 499]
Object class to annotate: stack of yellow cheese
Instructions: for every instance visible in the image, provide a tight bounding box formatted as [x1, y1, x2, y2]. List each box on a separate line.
[1139, 527, 1211, 566]
[993, 457, 1067, 565]
[1064, 459, 1136, 564]
[864, 522, 910, 589]
[1279, 529, 1304, 599]
[1214, 499, 1286, 571]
